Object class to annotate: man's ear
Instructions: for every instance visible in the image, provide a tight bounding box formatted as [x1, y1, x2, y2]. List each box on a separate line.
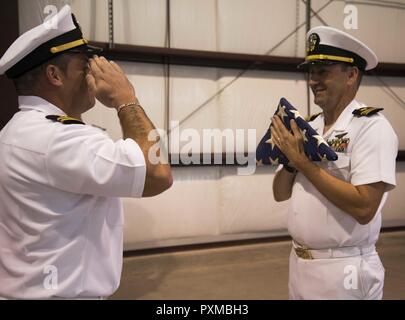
[347, 66, 359, 87]
[44, 64, 64, 87]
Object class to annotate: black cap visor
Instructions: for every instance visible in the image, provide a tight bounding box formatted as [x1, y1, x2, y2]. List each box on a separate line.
[298, 59, 347, 71]
[67, 44, 103, 56]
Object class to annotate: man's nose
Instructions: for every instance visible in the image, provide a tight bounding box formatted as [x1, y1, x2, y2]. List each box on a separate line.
[308, 75, 318, 87]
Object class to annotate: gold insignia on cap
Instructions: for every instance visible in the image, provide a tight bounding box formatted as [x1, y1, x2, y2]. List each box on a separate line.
[307, 33, 320, 53]
[352, 107, 384, 117]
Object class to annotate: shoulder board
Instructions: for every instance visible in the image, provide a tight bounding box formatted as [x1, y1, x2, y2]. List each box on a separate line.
[352, 107, 384, 117]
[305, 112, 322, 122]
[46, 115, 85, 125]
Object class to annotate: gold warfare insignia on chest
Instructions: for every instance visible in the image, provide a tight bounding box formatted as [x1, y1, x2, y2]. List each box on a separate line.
[307, 33, 320, 53]
[327, 133, 350, 152]
[352, 107, 384, 117]
[46, 115, 85, 125]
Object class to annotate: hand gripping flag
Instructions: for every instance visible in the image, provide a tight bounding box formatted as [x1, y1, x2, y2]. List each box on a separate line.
[256, 98, 338, 166]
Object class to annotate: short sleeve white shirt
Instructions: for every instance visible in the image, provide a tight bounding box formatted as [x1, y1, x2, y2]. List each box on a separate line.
[0, 96, 146, 299]
[288, 99, 398, 249]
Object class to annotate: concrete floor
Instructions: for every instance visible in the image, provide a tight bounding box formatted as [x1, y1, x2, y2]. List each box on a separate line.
[110, 230, 405, 300]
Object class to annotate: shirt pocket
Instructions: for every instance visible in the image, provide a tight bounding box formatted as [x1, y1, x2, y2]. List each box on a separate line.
[327, 152, 351, 180]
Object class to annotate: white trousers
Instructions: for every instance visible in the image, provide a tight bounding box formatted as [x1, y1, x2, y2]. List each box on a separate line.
[288, 247, 385, 300]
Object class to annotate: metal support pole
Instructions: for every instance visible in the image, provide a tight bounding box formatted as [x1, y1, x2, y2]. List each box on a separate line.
[306, 0, 311, 116]
[108, 0, 114, 49]
[165, 0, 171, 150]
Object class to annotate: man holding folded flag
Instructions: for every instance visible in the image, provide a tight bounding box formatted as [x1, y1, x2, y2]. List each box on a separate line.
[271, 26, 398, 299]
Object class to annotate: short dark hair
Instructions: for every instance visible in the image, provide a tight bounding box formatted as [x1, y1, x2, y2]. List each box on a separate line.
[12, 54, 71, 94]
[340, 63, 363, 90]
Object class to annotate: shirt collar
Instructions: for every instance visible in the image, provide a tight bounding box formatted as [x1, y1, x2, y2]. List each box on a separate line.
[311, 99, 362, 137]
[309, 111, 324, 133]
[18, 95, 66, 116]
[328, 99, 361, 133]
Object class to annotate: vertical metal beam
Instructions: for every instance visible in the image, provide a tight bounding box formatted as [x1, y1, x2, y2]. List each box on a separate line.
[166, 0, 171, 49]
[108, 0, 114, 49]
[306, 0, 311, 34]
[165, 0, 171, 150]
[306, 0, 311, 116]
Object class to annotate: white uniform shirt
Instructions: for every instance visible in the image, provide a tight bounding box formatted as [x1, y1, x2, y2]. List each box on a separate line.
[288, 99, 398, 249]
[0, 96, 146, 299]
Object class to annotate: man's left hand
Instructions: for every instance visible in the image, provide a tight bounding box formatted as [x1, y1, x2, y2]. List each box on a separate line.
[270, 116, 310, 169]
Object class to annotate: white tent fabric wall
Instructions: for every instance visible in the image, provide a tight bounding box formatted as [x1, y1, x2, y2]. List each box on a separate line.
[168, 67, 310, 153]
[113, 0, 167, 47]
[170, 0, 219, 51]
[215, 0, 307, 56]
[121, 167, 222, 250]
[19, 0, 109, 41]
[167, 0, 308, 56]
[217, 69, 309, 146]
[357, 76, 405, 150]
[169, 65, 221, 152]
[18, 0, 405, 63]
[17, 0, 405, 250]
[120, 166, 290, 251]
[384, 163, 405, 227]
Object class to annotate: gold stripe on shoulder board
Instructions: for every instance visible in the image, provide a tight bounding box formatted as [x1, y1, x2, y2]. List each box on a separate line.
[352, 107, 384, 117]
[46, 115, 85, 125]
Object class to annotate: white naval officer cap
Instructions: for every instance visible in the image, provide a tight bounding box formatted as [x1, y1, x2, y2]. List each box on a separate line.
[0, 5, 102, 79]
[298, 26, 378, 71]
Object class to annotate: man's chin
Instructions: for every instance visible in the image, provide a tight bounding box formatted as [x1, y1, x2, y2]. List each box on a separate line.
[314, 97, 322, 105]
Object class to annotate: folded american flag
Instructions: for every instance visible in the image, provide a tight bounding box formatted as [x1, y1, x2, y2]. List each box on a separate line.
[256, 98, 338, 166]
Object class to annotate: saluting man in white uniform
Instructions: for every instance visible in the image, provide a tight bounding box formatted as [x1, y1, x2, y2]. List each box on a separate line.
[271, 26, 398, 299]
[0, 6, 172, 299]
